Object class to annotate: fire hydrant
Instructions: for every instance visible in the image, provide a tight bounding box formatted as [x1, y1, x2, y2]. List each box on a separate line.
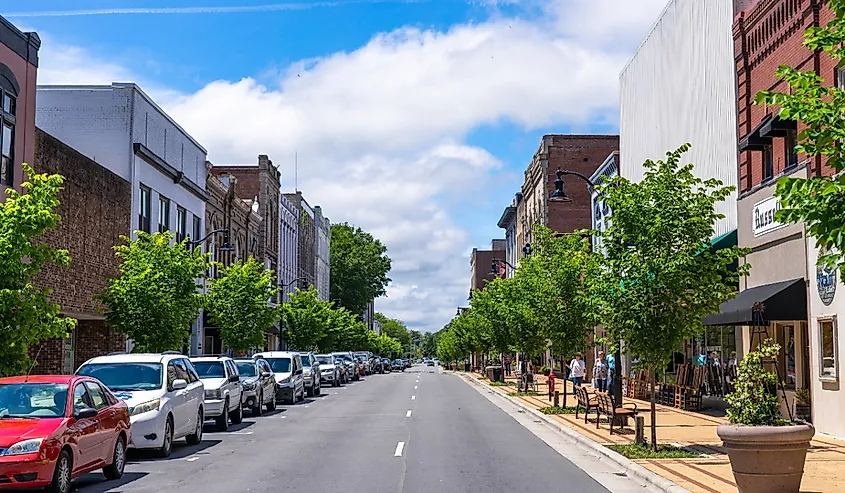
[547, 371, 555, 401]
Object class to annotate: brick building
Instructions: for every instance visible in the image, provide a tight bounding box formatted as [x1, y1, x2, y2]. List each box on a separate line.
[469, 240, 506, 292]
[202, 167, 262, 354]
[30, 128, 131, 374]
[516, 135, 619, 256]
[0, 16, 40, 194]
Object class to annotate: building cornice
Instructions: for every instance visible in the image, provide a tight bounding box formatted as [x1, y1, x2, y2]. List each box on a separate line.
[0, 16, 40, 66]
[497, 206, 517, 229]
[133, 143, 210, 201]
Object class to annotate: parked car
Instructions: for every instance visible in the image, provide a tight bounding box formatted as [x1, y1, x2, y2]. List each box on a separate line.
[253, 352, 305, 404]
[298, 352, 322, 397]
[369, 357, 383, 374]
[190, 356, 243, 431]
[381, 358, 392, 373]
[426, 360, 435, 367]
[353, 352, 372, 375]
[392, 359, 406, 371]
[315, 354, 342, 387]
[403, 359, 411, 369]
[76, 352, 204, 457]
[0, 375, 131, 493]
[233, 358, 276, 416]
[332, 352, 360, 382]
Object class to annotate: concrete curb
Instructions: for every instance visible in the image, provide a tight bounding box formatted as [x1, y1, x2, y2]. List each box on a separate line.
[455, 372, 692, 493]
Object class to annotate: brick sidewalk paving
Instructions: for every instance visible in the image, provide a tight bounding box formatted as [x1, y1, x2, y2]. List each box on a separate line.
[468, 372, 845, 493]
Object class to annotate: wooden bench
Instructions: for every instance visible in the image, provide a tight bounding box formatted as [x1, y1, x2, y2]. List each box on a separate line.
[595, 392, 638, 434]
[675, 365, 706, 411]
[575, 386, 599, 424]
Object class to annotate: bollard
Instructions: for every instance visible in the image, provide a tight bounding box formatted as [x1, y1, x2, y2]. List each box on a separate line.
[635, 416, 645, 445]
[553, 391, 560, 407]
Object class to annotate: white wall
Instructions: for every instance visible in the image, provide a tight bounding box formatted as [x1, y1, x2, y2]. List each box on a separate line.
[279, 194, 299, 302]
[619, 0, 738, 237]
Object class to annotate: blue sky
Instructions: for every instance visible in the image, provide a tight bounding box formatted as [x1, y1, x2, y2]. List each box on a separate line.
[11, 0, 669, 332]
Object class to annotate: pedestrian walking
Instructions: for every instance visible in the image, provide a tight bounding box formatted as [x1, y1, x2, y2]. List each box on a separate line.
[568, 353, 586, 396]
[593, 351, 608, 392]
[504, 355, 512, 376]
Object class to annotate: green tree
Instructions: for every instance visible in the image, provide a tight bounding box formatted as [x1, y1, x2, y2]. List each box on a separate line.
[207, 257, 279, 354]
[281, 287, 332, 351]
[100, 231, 208, 353]
[755, 1, 845, 274]
[594, 145, 748, 450]
[330, 223, 392, 317]
[319, 305, 370, 352]
[436, 328, 462, 366]
[369, 332, 403, 358]
[421, 331, 441, 357]
[375, 313, 411, 347]
[0, 164, 77, 376]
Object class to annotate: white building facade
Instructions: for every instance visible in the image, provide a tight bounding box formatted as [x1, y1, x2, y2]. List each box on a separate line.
[589, 152, 620, 256]
[619, 0, 738, 238]
[314, 206, 331, 302]
[279, 194, 300, 302]
[36, 83, 209, 355]
[496, 193, 521, 278]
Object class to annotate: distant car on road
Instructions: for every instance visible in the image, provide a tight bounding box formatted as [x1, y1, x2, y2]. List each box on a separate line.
[426, 360, 435, 367]
[369, 357, 383, 374]
[233, 358, 276, 416]
[0, 375, 131, 493]
[392, 359, 405, 372]
[76, 352, 205, 457]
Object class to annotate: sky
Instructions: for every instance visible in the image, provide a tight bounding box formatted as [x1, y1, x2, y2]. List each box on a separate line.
[11, 0, 670, 333]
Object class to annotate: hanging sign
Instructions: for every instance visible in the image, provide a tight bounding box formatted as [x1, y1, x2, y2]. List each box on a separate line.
[817, 261, 837, 306]
[753, 196, 786, 237]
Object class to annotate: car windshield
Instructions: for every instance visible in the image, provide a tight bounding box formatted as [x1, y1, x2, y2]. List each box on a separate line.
[316, 356, 332, 365]
[236, 362, 257, 377]
[301, 357, 311, 368]
[193, 361, 226, 378]
[266, 358, 291, 373]
[0, 383, 70, 418]
[77, 362, 163, 391]
[394, 360, 403, 364]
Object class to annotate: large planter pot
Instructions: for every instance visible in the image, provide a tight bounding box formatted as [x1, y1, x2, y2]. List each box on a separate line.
[717, 423, 815, 493]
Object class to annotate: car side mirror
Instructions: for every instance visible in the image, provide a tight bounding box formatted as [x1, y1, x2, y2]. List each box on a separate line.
[171, 379, 188, 390]
[74, 407, 98, 420]
[295, 369, 303, 376]
[229, 375, 240, 383]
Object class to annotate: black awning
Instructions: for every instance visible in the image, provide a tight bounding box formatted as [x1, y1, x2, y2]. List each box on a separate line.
[704, 278, 807, 326]
[738, 115, 774, 152]
[760, 114, 797, 138]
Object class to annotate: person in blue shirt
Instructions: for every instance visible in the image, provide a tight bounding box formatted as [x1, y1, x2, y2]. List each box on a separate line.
[606, 353, 616, 399]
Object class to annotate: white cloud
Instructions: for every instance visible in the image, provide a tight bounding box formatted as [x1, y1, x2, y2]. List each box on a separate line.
[34, 0, 666, 332]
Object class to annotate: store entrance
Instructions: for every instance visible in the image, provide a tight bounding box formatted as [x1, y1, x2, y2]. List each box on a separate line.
[687, 325, 737, 398]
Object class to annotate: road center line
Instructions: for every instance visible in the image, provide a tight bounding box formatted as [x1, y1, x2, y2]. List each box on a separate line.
[394, 441, 405, 457]
[406, 410, 412, 417]
[411, 395, 416, 400]
[414, 385, 418, 389]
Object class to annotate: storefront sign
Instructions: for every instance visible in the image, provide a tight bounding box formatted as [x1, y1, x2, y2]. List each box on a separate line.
[817, 263, 837, 306]
[753, 196, 786, 237]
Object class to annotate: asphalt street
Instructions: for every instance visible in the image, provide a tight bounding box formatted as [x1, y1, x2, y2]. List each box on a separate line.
[65, 366, 611, 493]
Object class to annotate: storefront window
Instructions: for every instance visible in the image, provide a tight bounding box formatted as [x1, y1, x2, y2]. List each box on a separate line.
[780, 325, 796, 390]
[820, 318, 838, 381]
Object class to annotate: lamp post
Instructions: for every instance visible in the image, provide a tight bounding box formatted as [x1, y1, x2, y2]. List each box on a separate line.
[548, 168, 623, 407]
[489, 258, 516, 278]
[188, 228, 233, 251]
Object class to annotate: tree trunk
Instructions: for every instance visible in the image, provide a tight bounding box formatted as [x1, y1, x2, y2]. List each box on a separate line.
[650, 368, 657, 452]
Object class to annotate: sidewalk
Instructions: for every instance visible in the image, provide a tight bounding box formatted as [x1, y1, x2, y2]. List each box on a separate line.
[466, 371, 845, 493]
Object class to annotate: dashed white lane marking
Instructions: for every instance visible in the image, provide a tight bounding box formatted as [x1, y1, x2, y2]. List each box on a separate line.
[394, 441, 405, 457]
[187, 457, 199, 462]
[414, 385, 418, 389]
[411, 395, 416, 400]
[406, 410, 412, 418]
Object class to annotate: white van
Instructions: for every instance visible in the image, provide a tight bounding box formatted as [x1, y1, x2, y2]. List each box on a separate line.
[252, 351, 304, 405]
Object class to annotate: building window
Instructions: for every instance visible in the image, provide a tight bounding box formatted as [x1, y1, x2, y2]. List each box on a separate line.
[819, 317, 838, 381]
[192, 215, 201, 243]
[0, 86, 15, 187]
[176, 206, 187, 243]
[158, 196, 170, 233]
[784, 129, 798, 169]
[139, 185, 152, 233]
[762, 146, 774, 182]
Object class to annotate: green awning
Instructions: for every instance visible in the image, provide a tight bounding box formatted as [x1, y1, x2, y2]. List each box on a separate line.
[708, 229, 737, 251]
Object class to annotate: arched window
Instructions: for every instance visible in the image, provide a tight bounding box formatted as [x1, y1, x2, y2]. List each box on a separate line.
[0, 64, 18, 186]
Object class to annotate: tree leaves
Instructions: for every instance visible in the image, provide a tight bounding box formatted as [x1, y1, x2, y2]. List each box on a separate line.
[329, 223, 391, 318]
[0, 164, 77, 376]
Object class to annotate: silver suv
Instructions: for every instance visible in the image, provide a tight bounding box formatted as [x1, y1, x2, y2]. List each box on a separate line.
[190, 356, 244, 431]
[298, 352, 322, 397]
[253, 351, 305, 405]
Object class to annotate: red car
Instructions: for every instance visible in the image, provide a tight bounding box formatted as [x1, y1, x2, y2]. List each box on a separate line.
[0, 375, 131, 493]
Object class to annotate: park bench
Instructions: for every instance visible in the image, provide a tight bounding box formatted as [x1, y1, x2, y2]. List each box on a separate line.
[595, 392, 638, 435]
[575, 386, 599, 424]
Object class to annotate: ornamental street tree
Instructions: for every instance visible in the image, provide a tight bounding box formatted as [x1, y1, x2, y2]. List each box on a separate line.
[280, 287, 332, 351]
[755, 1, 845, 274]
[375, 312, 411, 349]
[0, 164, 77, 376]
[330, 223, 392, 317]
[321, 306, 370, 352]
[368, 331, 403, 358]
[100, 231, 209, 353]
[207, 257, 280, 354]
[594, 145, 748, 450]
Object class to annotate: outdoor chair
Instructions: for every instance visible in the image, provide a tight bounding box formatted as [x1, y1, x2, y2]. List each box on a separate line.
[595, 392, 638, 435]
[575, 386, 599, 424]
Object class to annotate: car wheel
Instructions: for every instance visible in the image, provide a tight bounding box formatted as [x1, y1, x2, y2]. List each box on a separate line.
[306, 383, 314, 397]
[103, 435, 126, 480]
[314, 380, 321, 396]
[46, 449, 72, 493]
[267, 391, 277, 411]
[186, 408, 204, 445]
[253, 392, 263, 416]
[230, 400, 244, 424]
[216, 400, 229, 431]
[156, 417, 174, 458]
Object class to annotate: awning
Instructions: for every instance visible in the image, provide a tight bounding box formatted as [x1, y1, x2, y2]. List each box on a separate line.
[760, 114, 797, 138]
[709, 230, 737, 251]
[738, 115, 774, 152]
[704, 278, 807, 326]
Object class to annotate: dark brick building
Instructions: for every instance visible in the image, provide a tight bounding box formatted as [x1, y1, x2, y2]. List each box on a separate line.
[516, 135, 619, 254]
[30, 128, 131, 374]
[0, 16, 39, 194]
[470, 240, 506, 292]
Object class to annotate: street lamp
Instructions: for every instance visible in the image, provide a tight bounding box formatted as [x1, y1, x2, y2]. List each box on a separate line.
[548, 168, 623, 407]
[279, 277, 305, 291]
[189, 228, 233, 251]
[522, 243, 533, 257]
